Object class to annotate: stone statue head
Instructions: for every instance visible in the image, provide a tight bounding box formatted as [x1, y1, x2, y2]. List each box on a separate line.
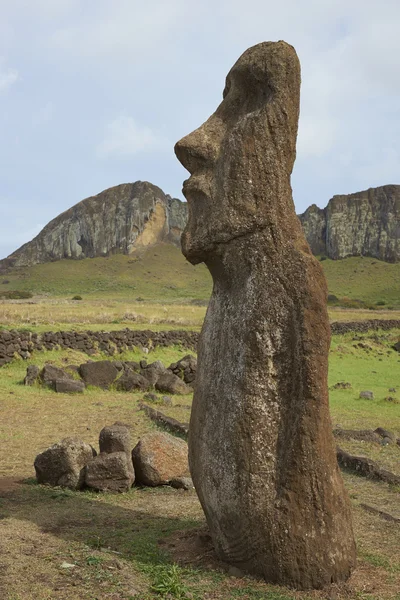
[175, 41, 301, 265]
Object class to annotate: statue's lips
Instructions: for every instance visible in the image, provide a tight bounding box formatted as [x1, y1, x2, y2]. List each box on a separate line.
[182, 177, 208, 200]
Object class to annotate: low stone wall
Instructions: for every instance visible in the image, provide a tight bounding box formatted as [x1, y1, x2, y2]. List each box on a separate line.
[330, 319, 400, 335]
[0, 328, 199, 367]
[1, 319, 399, 367]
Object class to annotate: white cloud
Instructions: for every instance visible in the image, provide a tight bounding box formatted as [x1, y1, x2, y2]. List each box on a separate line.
[0, 60, 18, 93]
[50, 0, 187, 62]
[96, 116, 169, 159]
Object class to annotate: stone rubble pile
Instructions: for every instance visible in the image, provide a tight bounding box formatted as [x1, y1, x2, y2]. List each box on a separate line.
[24, 356, 197, 394]
[34, 423, 192, 493]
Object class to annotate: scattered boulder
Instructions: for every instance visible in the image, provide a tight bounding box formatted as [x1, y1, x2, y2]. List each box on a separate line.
[389, 388, 397, 393]
[124, 361, 140, 372]
[168, 355, 197, 384]
[34, 438, 96, 489]
[99, 423, 132, 458]
[337, 447, 400, 485]
[139, 403, 189, 438]
[147, 360, 166, 374]
[384, 396, 399, 404]
[331, 382, 352, 390]
[170, 476, 194, 490]
[40, 364, 73, 388]
[24, 365, 39, 386]
[143, 392, 158, 403]
[132, 432, 189, 486]
[79, 360, 118, 389]
[333, 428, 381, 444]
[85, 452, 134, 492]
[115, 370, 149, 392]
[112, 360, 124, 371]
[374, 428, 396, 443]
[140, 367, 160, 387]
[359, 390, 374, 400]
[54, 379, 85, 393]
[155, 373, 191, 395]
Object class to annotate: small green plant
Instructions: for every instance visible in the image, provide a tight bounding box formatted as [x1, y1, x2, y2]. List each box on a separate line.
[86, 555, 104, 566]
[72, 295, 83, 300]
[151, 564, 189, 598]
[376, 300, 386, 306]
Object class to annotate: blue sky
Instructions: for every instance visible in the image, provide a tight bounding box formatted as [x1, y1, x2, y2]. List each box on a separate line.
[1, 0, 399, 259]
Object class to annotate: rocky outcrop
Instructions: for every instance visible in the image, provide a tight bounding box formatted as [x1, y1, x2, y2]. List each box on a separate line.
[0, 181, 188, 269]
[299, 185, 400, 262]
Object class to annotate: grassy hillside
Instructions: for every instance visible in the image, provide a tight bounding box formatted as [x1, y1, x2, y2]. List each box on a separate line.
[1, 244, 399, 308]
[0, 244, 211, 302]
[321, 256, 400, 307]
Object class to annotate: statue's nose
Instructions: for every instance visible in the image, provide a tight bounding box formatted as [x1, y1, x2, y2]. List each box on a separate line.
[174, 120, 221, 175]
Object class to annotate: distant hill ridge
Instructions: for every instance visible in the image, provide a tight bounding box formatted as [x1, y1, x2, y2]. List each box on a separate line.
[0, 182, 399, 270]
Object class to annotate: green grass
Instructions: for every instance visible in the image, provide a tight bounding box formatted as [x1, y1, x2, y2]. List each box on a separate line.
[321, 256, 400, 308]
[0, 244, 211, 301]
[329, 329, 400, 433]
[0, 334, 399, 598]
[2, 246, 400, 308]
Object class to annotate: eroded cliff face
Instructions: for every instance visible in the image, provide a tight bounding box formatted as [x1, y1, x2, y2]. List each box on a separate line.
[299, 185, 400, 262]
[1, 181, 188, 269]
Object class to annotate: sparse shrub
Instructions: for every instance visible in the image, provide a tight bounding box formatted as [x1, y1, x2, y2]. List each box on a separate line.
[150, 564, 189, 598]
[72, 295, 83, 301]
[327, 294, 339, 304]
[1, 279, 10, 284]
[0, 290, 33, 299]
[376, 300, 386, 306]
[319, 255, 327, 261]
[136, 296, 144, 302]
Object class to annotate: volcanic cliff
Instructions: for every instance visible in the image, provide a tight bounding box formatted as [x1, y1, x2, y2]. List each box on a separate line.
[0, 181, 187, 269]
[299, 185, 400, 262]
[1, 182, 399, 270]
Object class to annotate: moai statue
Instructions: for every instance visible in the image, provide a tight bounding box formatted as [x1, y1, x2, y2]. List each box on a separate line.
[175, 41, 356, 590]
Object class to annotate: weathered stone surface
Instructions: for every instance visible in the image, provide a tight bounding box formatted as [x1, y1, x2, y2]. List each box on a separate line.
[132, 432, 189, 486]
[175, 41, 356, 589]
[115, 370, 149, 391]
[155, 372, 191, 395]
[79, 360, 118, 389]
[359, 390, 374, 400]
[84, 452, 134, 492]
[170, 476, 194, 490]
[99, 423, 132, 457]
[168, 355, 197, 385]
[0, 182, 188, 269]
[54, 379, 85, 393]
[34, 438, 95, 489]
[24, 365, 39, 386]
[299, 185, 400, 262]
[40, 364, 73, 387]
